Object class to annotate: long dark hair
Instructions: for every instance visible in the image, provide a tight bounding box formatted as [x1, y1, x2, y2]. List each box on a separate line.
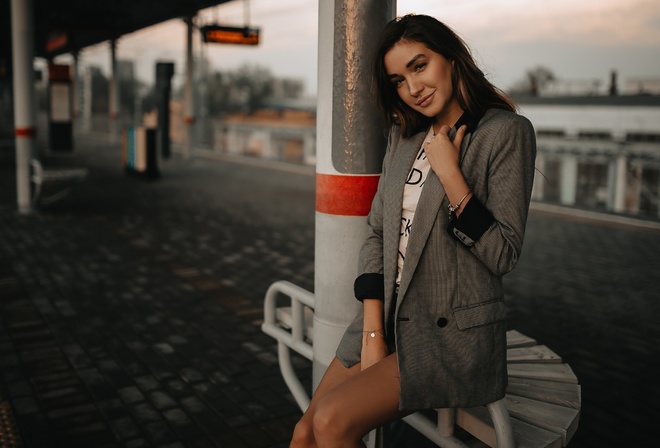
[372, 14, 515, 137]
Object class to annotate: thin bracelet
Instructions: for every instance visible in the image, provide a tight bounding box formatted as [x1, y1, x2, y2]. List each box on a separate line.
[448, 191, 471, 218]
[362, 329, 384, 345]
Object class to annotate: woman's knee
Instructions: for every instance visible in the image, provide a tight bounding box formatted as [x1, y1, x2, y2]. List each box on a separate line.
[312, 399, 357, 444]
[290, 417, 315, 448]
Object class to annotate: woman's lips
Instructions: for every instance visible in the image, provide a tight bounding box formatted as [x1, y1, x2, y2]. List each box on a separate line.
[417, 92, 434, 107]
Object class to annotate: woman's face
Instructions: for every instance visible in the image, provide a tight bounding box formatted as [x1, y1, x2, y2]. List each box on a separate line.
[384, 39, 463, 127]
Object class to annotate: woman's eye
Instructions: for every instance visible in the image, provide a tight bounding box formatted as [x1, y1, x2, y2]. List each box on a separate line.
[393, 78, 404, 88]
[414, 63, 426, 72]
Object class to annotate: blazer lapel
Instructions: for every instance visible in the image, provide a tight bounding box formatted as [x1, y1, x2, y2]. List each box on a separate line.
[397, 169, 445, 300]
[382, 131, 426, 299]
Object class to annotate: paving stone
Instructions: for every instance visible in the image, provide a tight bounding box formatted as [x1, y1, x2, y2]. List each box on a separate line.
[109, 416, 142, 440]
[118, 386, 146, 405]
[12, 396, 40, 415]
[124, 438, 150, 448]
[143, 420, 178, 446]
[148, 390, 178, 410]
[130, 402, 164, 424]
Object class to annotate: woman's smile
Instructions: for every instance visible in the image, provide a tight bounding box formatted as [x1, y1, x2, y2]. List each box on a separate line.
[416, 91, 435, 107]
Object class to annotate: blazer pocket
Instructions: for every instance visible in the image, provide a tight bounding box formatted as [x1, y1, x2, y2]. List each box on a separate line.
[453, 299, 506, 330]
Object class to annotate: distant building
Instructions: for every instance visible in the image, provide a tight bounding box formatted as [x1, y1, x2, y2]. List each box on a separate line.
[624, 78, 660, 95]
[540, 79, 604, 97]
[211, 106, 316, 166]
[516, 94, 660, 219]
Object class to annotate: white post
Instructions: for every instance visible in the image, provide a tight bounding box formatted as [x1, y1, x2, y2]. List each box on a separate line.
[559, 154, 578, 206]
[183, 16, 194, 158]
[313, 0, 396, 388]
[613, 153, 627, 213]
[109, 39, 119, 142]
[10, 0, 37, 214]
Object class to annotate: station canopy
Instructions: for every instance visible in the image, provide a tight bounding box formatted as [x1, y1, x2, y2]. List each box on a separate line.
[1, 0, 232, 66]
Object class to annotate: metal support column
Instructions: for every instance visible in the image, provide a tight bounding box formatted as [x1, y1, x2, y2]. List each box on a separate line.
[313, 0, 395, 388]
[183, 17, 195, 158]
[109, 39, 119, 142]
[82, 66, 92, 132]
[72, 51, 81, 133]
[10, 0, 37, 214]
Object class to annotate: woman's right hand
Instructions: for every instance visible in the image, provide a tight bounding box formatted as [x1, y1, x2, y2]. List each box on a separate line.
[361, 331, 389, 371]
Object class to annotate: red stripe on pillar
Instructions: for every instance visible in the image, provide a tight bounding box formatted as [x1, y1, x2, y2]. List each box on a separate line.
[15, 127, 36, 137]
[316, 173, 380, 216]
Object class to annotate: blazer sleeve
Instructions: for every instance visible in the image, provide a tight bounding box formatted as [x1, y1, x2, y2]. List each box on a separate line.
[353, 126, 400, 301]
[462, 114, 537, 276]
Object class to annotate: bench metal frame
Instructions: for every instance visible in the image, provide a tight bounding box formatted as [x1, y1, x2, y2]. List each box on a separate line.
[30, 159, 89, 205]
[262, 280, 515, 448]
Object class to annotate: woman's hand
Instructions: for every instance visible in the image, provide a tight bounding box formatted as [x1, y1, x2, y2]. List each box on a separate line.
[361, 331, 388, 371]
[425, 124, 472, 215]
[424, 124, 466, 183]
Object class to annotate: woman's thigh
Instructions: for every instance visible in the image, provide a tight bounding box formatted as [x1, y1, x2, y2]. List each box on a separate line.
[314, 353, 410, 439]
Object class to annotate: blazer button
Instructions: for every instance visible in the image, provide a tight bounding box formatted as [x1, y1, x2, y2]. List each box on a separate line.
[436, 318, 448, 328]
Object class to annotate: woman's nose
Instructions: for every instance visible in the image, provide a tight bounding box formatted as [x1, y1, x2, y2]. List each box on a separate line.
[408, 79, 422, 97]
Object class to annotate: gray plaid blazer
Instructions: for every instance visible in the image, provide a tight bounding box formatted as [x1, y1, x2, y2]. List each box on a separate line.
[336, 108, 537, 410]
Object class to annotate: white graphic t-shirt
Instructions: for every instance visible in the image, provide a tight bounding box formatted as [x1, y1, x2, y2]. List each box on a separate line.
[397, 126, 435, 286]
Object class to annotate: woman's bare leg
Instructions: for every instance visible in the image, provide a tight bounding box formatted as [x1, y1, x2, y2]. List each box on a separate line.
[290, 356, 362, 447]
[290, 353, 409, 448]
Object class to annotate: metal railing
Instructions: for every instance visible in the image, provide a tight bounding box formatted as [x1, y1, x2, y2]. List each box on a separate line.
[261, 280, 515, 448]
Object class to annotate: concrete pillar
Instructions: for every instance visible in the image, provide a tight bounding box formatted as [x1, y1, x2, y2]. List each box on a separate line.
[82, 66, 93, 132]
[313, 0, 395, 389]
[183, 17, 194, 158]
[72, 51, 81, 133]
[11, 0, 37, 214]
[613, 153, 627, 213]
[559, 154, 578, 206]
[109, 39, 119, 142]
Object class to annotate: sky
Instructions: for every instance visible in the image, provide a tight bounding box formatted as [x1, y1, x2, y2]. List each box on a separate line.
[70, 0, 660, 96]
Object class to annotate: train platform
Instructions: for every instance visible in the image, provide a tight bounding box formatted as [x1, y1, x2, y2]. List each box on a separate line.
[0, 130, 659, 447]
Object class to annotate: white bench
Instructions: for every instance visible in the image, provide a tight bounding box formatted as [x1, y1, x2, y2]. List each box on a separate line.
[30, 159, 89, 205]
[262, 280, 581, 448]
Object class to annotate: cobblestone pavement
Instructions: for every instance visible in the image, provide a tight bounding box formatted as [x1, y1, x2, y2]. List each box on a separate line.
[1, 132, 659, 447]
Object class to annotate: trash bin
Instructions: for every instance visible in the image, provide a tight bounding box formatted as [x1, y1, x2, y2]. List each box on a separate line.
[122, 126, 159, 179]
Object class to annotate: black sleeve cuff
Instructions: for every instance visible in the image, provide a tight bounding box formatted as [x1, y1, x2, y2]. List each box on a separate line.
[354, 273, 385, 302]
[446, 196, 494, 247]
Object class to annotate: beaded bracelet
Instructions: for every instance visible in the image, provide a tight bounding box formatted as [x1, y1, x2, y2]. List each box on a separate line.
[448, 191, 471, 219]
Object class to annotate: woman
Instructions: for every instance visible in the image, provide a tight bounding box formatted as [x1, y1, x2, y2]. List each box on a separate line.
[291, 14, 536, 447]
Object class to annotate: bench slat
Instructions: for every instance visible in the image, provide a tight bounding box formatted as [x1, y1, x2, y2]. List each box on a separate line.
[507, 345, 562, 364]
[504, 394, 580, 447]
[506, 330, 537, 348]
[41, 169, 88, 182]
[507, 363, 578, 384]
[458, 406, 563, 448]
[506, 378, 581, 410]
